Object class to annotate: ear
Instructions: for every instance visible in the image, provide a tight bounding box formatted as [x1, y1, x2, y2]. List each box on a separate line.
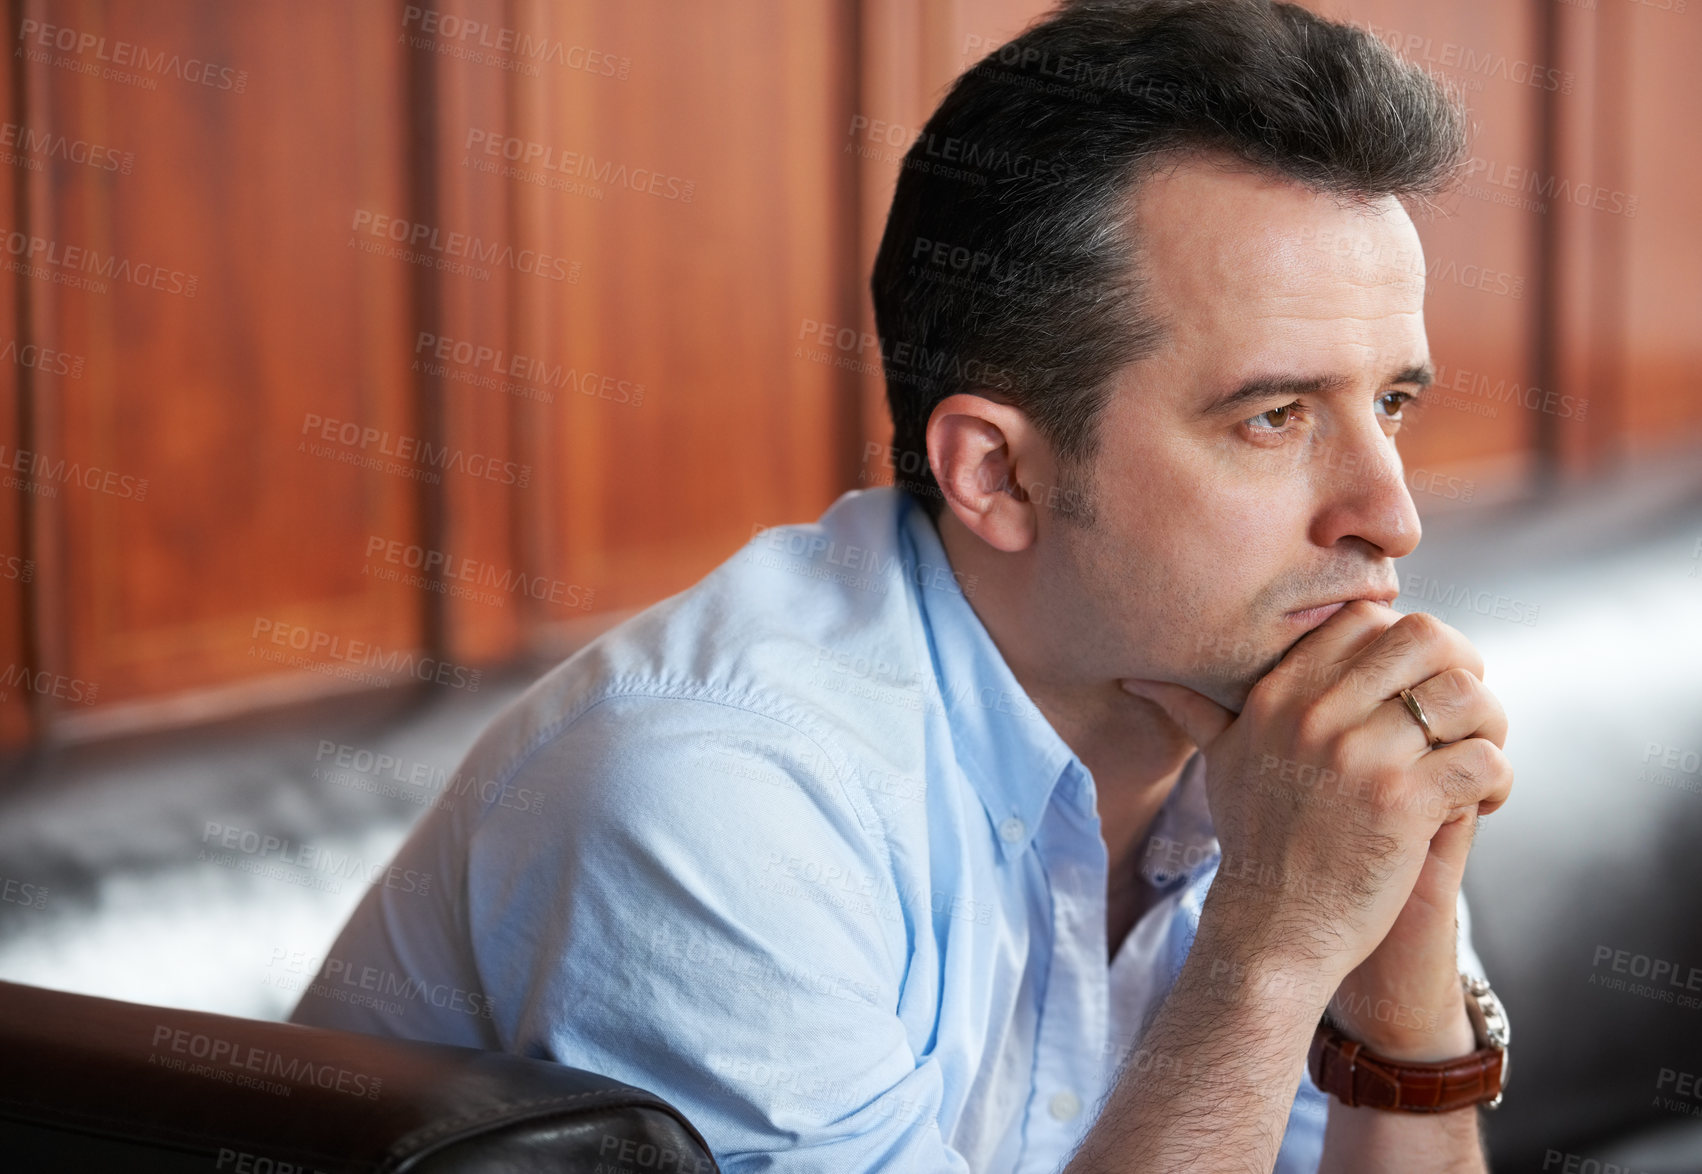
[925, 393, 1048, 554]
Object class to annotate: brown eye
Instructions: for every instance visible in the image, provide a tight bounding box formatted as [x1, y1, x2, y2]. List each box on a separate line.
[1244, 400, 1305, 433]
[1378, 391, 1415, 419]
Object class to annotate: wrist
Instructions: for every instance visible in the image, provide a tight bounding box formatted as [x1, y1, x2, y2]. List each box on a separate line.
[1310, 974, 1510, 1118]
[1190, 895, 1341, 1017]
[1329, 987, 1476, 1062]
[1197, 887, 1355, 979]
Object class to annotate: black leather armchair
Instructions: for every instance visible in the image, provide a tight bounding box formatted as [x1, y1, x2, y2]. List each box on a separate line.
[0, 980, 720, 1173]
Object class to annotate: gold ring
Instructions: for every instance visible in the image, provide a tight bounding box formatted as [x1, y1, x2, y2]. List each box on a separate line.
[1399, 686, 1441, 747]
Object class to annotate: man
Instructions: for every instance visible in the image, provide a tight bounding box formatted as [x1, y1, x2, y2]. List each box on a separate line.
[293, 1, 1514, 1170]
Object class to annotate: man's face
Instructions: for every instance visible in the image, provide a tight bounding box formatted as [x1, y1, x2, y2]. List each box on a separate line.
[1048, 154, 1430, 712]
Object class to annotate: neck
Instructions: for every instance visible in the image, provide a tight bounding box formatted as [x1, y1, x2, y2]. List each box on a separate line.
[931, 506, 1198, 855]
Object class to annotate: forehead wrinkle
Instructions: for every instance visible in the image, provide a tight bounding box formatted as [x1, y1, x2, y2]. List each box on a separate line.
[1242, 302, 1426, 323]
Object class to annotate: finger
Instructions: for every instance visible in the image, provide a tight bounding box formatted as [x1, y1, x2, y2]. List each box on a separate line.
[1396, 810, 1476, 924]
[1425, 806, 1479, 879]
[1120, 678, 1235, 750]
[1396, 811, 1477, 933]
[1269, 599, 1400, 693]
[1331, 610, 1485, 717]
[1416, 737, 1514, 820]
[1368, 667, 1510, 755]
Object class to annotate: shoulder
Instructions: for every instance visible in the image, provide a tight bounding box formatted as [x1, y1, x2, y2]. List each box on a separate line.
[457, 488, 940, 836]
[496, 686, 879, 851]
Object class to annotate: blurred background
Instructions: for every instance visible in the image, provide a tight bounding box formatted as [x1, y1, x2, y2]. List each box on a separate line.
[0, 1, 1697, 1170]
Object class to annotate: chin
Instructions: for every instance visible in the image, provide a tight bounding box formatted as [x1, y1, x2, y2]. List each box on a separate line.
[1193, 644, 1280, 714]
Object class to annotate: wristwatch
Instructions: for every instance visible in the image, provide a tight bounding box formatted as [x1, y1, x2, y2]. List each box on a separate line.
[1307, 973, 1510, 1112]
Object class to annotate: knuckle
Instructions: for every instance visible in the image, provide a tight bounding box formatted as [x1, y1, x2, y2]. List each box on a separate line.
[1340, 599, 1386, 624]
[1435, 666, 1480, 710]
[1475, 738, 1508, 773]
[1440, 739, 1497, 795]
[1291, 700, 1335, 750]
[1394, 609, 1449, 645]
[1490, 746, 1515, 789]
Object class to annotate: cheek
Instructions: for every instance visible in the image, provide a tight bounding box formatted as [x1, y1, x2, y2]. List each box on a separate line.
[1189, 458, 1310, 551]
[1141, 473, 1305, 647]
[1095, 435, 1298, 604]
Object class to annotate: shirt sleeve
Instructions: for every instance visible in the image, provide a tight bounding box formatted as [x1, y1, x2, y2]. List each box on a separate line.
[1455, 885, 1490, 985]
[464, 689, 973, 1173]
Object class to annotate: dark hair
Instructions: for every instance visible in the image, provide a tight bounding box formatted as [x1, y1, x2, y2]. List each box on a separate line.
[870, 0, 1469, 523]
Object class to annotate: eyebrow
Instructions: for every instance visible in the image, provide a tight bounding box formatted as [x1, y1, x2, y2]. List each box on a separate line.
[1201, 362, 1435, 418]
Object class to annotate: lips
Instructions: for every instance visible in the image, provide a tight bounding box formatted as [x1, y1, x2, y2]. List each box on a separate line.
[1283, 591, 1400, 630]
[1285, 601, 1349, 628]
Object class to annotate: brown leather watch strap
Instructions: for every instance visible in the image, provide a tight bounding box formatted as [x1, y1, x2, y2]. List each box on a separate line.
[1307, 1019, 1505, 1112]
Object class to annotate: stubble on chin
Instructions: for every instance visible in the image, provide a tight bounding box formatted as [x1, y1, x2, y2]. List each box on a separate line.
[1182, 621, 1290, 715]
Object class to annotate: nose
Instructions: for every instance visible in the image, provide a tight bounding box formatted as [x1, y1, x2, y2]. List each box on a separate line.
[1306, 418, 1422, 559]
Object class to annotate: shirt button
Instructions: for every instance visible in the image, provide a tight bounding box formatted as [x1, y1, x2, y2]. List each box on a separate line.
[1049, 1090, 1082, 1121]
[998, 817, 1026, 843]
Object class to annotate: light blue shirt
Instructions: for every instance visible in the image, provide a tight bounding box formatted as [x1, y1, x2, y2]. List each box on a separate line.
[290, 486, 1488, 1172]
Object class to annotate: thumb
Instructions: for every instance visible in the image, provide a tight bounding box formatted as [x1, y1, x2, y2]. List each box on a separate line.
[1400, 807, 1478, 925]
[1119, 678, 1236, 751]
[1423, 806, 1481, 880]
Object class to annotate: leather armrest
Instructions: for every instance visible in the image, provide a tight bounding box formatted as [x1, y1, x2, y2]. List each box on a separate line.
[0, 980, 719, 1173]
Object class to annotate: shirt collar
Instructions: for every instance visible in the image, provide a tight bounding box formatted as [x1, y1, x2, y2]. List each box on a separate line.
[899, 496, 1082, 861]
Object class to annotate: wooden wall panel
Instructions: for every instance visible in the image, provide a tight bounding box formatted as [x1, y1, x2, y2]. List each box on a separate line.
[421, 6, 525, 667]
[25, 0, 421, 733]
[0, 0, 865, 744]
[0, 0, 31, 749]
[852, 0, 1053, 482]
[1608, 5, 1702, 456]
[498, 0, 856, 629]
[1552, 0, 1622, 478]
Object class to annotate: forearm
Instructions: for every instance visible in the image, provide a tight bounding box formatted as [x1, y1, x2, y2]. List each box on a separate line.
[1318, 1102, 1487, 1173]
[1063, 902, 1331, 1174]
